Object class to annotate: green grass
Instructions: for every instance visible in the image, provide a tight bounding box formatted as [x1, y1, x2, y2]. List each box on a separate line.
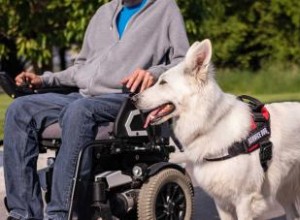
[216, 64, 300, 95]
[254, 93, 300, 103]
[216, 64, 300, 102]
[0, 93, 13, 140]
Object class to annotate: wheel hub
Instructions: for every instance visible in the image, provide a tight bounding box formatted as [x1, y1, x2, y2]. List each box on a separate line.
[166, 199, 175, 215]
[156, 182, 186, 219]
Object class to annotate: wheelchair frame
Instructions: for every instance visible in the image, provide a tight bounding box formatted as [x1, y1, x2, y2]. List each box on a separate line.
[0, 71, 194, 220]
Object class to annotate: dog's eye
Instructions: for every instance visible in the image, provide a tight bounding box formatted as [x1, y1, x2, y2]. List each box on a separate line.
[159, 80, 167, 85]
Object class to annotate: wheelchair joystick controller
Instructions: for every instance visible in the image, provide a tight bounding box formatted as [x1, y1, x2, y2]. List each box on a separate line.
[16, 79, 34, 94]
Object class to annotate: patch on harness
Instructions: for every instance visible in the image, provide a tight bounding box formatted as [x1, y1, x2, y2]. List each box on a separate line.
[245, 125, 271, 155]
[247, 126, 270, 147]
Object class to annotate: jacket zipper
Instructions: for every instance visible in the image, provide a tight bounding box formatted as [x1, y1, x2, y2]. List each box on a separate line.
[88, 0, 154, 95]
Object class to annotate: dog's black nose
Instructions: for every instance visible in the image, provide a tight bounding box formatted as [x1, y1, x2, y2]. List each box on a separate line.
[131, 94, 139, 103]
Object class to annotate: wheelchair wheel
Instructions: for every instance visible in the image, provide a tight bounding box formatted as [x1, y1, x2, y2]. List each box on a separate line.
[137, 168, 193, 220]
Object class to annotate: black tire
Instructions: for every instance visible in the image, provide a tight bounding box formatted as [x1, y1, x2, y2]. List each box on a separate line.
[137, 168, 193, 220]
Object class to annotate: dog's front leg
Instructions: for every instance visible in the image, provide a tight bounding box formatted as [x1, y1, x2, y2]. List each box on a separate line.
[236, 193, 267, 220]
[215, 200, 236, 220]
[236, 202, 255, 220]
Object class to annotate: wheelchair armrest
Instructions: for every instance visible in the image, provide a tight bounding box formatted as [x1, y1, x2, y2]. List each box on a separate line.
[0, 71, 78, 98]
[113, 97, 148, 139]
[113, 97, 170, 144]
[33, 87, 78, 95]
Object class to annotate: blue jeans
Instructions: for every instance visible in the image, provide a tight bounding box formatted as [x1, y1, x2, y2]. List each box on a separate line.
[3, 92, 127, 220]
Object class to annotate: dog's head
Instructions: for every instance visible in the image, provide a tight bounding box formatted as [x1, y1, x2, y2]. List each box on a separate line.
[134, 39, 213, 126]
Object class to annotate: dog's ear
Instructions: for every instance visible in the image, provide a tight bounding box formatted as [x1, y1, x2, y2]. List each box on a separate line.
[185, 39, 212, 81]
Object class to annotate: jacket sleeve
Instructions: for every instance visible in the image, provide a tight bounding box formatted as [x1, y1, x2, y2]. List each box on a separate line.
[147, 1, 189, 78]
[40, 14, 96, 87]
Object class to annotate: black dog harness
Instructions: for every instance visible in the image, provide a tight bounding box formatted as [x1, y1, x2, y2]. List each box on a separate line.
[205, 95, 273, 171]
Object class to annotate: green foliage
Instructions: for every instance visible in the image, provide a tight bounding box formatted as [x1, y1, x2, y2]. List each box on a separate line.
[0, 93, 12, 140]
[0, 0, 108, 69]
[0, 0, 300, 70]
[177, 0, 300, 69]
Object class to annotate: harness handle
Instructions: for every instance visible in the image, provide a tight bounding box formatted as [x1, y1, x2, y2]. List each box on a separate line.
[238, 95, 264, 112]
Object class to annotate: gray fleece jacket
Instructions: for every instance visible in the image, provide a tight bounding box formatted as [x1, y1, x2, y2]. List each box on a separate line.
[41, 0, 189, 96]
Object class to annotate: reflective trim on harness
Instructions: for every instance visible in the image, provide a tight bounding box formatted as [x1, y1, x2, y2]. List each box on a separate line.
[205, 95, 273, 171]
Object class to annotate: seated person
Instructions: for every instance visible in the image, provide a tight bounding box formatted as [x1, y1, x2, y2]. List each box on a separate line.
[3, 0, 189, 219]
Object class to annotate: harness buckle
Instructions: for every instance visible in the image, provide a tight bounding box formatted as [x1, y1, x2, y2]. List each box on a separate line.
[259, 141, 273, 171]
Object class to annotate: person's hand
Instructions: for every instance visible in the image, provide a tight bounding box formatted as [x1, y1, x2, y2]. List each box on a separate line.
[15, 71, 42, 88]
[121, 68, 155, 93]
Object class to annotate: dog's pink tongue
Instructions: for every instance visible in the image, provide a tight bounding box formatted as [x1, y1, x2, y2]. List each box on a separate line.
[144, 108, 161, 128]
[143, 104, 173, 128]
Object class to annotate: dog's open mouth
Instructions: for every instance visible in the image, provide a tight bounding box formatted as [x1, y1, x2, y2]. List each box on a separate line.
[144, 103, 176, 128]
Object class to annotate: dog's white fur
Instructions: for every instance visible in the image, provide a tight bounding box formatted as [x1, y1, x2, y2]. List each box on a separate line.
[135, 39, 300, 220]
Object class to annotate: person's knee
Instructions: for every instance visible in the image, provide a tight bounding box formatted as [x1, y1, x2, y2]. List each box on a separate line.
[4, 97, 34, 143]
[5, 96, 29, 120]
[60, 99, 94, 123]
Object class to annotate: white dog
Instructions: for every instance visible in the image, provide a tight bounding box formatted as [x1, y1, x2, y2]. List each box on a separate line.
[134, 39, 300, 220]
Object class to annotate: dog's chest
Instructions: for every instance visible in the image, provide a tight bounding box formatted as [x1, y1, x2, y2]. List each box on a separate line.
[174, 120, 200, 146]
[191, 157, 263, 202]
[192, 164, 237, 200]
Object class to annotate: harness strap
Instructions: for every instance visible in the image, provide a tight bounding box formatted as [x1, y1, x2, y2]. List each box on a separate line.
[168, 120, 184, 152]
[205, 95, 273, 171]
[169, 127, 185, 152]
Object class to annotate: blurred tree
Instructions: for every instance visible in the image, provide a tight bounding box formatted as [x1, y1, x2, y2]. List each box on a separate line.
[0, 0, 108, 75]
[0, 0, 299, 74]
[183, 0, 300, 69]
[176, 0, 208, 42]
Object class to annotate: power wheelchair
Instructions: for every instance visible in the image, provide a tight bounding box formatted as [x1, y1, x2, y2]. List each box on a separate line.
[0, 71, 194, 220]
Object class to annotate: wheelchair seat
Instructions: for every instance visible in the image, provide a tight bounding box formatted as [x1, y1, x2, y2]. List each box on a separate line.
[41, 122, 114, 142]
[39, 96, 160, 150]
